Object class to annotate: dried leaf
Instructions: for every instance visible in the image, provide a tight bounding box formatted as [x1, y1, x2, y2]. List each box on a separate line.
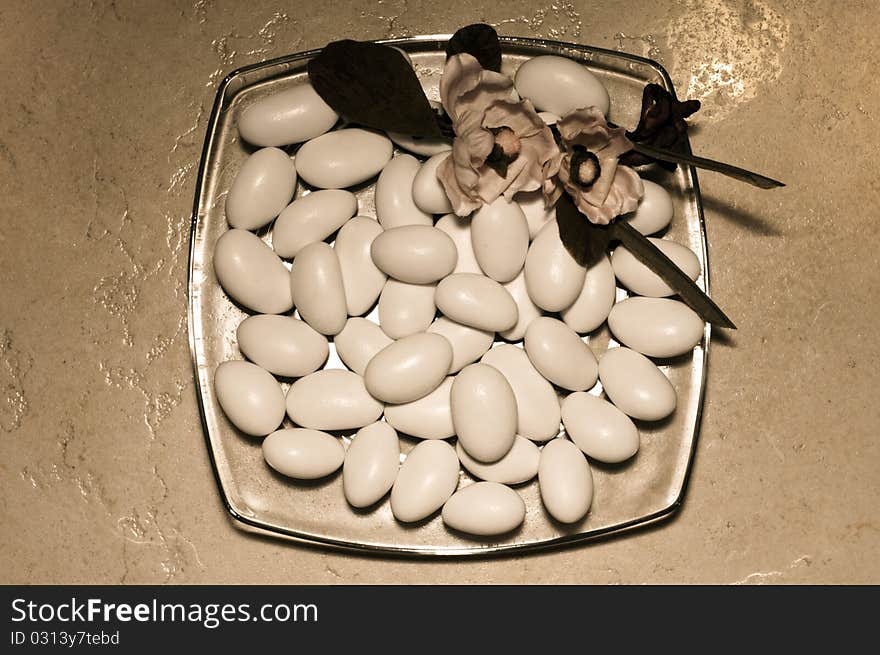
[555, 193, 612, 267]
[611, 220, 736, 328]
[631, 143, 785, 189]
[446, 23, 502, 72]
[308, 40, 441, 137]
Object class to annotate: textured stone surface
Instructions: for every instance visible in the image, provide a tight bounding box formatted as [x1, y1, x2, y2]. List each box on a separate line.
[0, 0, 877, 583]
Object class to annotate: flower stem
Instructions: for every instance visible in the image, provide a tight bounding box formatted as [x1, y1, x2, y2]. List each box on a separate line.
[631, 143, 784, 189]
[611, 221, 737, 329]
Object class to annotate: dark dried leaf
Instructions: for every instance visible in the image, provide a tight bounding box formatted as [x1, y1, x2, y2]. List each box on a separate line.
[555, 193, 612, 267]
[631, 143, 785, 189]
[548, 123, 564, 148]
[610, 220, 736, 328]
[434, 107, 456, 138]
[308, 40, 441, 138]
[446, 23, 502, 72]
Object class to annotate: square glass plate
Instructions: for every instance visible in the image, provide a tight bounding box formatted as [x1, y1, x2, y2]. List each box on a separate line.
[188, 35, 712, 556]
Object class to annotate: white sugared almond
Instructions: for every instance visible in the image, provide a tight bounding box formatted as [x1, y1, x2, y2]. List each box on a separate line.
[442, 482, 525, 536]
[471, 197, 529, 283]
[295, 128, 392, 189]
[560, 254, 616, 334]
[334, 318, 392, 376]
[226, 147, 297, 230]
[427, 317, 494, 373]
[514, 55, 610, 116]
[289, 242, 347, 336]
[451, 363, 517, 464]
[334, 216, 387, 316]
[608, 297, 704, 358]
[456, 436, 539, 485]
[285, 369, 384, 430]
[561, 393, 639, 464]
[375, 154, 433, 229]
[524, 317, 598, 392]
[524, 220, 586, 312]
[499, 269, 543, 341]
[377, 279, 436, 339]
[598, 347, 676, 421]
[215, 361, 286, 437]
[538, 438, 593, 523]
[239, 83, 338, 147]
[273, 189, 357, 258]
[371, 225, 458, 284]
[412, 153, 454, 214]
[214, 229, 292, 314]
[263, 428, 344, 480]
[612, 238, 701, 297]
[343, 422, 400, 507]
[364, 333, 453, 404]
[621, 179, 673, 235]
[237, 315, 328, 378]
[390, 440, 459, 523]
[435, 273, 518, 333]
[383, 376, 455, 440]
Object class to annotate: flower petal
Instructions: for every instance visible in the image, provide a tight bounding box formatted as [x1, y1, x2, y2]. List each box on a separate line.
[437, 154, 483, 216]
[608, 164, 644, 216]
[437, 53, 564, 216]
[582, 157, 617, 206]
[557, 107, 633, 158]
[483, 99, 545, 137]
[441, 54, 515, 123]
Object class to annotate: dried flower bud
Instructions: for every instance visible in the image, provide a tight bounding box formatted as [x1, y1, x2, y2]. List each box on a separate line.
[493, 127, 522, 157]
[569, 147, 600, 188]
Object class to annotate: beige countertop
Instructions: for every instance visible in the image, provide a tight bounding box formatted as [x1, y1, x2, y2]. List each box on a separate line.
[1, 0, 877, 584]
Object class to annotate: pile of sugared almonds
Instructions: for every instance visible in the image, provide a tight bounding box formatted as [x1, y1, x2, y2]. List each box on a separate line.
[212, 55, 704, 536]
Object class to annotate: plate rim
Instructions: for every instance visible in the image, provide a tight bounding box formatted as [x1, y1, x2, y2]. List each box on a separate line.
[187, 34, 712, 558]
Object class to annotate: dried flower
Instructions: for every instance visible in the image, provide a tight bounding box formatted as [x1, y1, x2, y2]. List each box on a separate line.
[547, 107, 644, 225]
[620, 83, 701, 167]
[437, 53, 561, 216]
